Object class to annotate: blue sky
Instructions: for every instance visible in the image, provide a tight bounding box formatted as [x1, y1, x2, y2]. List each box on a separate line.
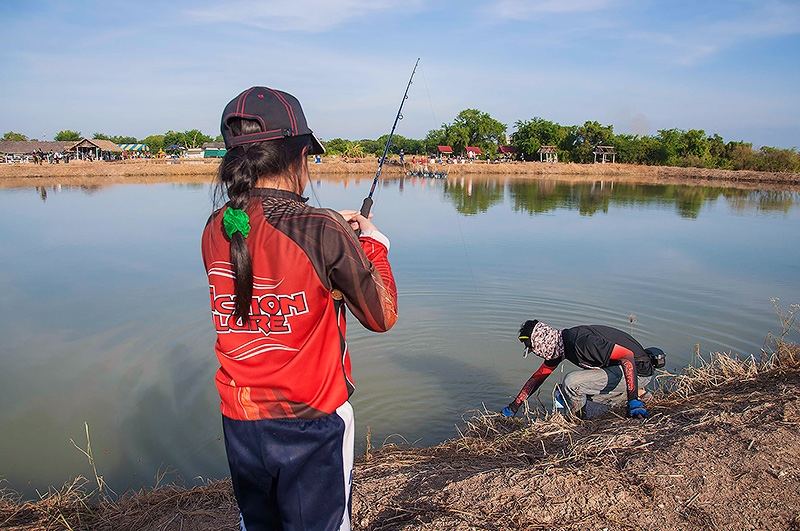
[1, 0, 799, 147]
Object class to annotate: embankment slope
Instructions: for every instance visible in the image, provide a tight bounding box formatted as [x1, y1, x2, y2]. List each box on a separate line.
[2, 346, 799, 530]
[1, 159, 799, 191]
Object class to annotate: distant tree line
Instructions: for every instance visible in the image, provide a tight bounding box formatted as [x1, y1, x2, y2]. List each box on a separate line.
[4, 110, 799, 172]
[326, 111, 800, 173]
[509, 117, 800, 172]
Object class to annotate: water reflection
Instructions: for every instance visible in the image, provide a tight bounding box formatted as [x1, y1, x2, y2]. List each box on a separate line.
[33, 184, 106, 202]
[22, 177, 799, 217]
[442, 178, 504, 215]
[437, 178, 797, 218]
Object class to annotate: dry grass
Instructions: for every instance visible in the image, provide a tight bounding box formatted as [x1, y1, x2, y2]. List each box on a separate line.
[353, 340, 800, 529]
[2, 336, 799, 529]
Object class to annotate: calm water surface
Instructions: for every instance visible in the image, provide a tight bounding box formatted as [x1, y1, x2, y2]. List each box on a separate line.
[1, 176, 799, 496]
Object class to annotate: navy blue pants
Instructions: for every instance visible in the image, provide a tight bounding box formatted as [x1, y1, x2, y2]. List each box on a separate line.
[222, 402, 354, 531]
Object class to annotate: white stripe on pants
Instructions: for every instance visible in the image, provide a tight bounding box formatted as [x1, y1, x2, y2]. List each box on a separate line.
[335, 401, 355, 531]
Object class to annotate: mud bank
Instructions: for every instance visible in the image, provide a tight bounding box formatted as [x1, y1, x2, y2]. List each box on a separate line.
[2, 344, 798, 530]
[1, 159, 799, 191]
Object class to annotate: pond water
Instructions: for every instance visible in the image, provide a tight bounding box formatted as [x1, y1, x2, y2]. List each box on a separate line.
[1, 175, 799, 496]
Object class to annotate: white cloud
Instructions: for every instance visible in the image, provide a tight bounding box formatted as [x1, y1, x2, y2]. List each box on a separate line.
[628, 0, 800, 66]
[186, 0, 421, 32]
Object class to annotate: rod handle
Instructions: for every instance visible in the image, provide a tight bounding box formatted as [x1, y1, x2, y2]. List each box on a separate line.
[355, 196, 374, 236]
[360, 196, 373, 218]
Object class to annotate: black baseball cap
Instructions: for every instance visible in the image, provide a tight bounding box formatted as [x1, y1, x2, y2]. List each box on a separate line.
[221, 87, 325, 154]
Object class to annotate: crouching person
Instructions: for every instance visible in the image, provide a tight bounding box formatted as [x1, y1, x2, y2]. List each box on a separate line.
[501, 320, 665, 419]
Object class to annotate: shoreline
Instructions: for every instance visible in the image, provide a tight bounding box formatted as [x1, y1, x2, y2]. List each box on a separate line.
[0, 159, 799, 191]
[3, 343, 798, 530]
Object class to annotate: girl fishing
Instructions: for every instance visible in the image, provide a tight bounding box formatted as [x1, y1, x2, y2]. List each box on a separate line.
[202, 87, 398, 530]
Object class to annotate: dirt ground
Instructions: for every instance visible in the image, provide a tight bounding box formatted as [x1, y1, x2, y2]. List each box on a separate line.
[1, 159, 798, 191]
[2, 346, 798, 531]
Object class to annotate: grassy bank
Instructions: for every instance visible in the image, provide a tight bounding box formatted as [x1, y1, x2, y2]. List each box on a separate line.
[2, 340, 799, 530]
[1, 159, 799, 191]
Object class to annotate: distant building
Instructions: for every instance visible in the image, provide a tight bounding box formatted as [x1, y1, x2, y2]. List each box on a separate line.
[186, 147, 204, 159]
[0, 140, 73, 161]
[465, 146, 482, 159]
[437, 145, 453, 156]
[498, 145, 517, 160]
[538, 145, 558, 163]
[118, 143, 150, 153]
[67, 138, 122, 160]
[593, 145, 617, 164]
[202, 142, 227, 158]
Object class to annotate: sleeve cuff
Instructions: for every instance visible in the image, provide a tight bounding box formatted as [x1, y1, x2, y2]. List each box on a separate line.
[359, 230, 390, 251]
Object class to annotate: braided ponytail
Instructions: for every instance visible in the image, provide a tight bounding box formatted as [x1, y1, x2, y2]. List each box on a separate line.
[215, 118, 312, 323]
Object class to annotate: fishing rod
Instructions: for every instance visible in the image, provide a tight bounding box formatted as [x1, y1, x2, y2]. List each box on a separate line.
[359, 57, 420, 219]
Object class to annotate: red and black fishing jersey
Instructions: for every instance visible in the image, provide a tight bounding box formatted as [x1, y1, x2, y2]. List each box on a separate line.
[562, 325, 653, 376]
[201, 188, 398, 420]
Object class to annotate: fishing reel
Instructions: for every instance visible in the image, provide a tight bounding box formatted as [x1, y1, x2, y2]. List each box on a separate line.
[645, 347, 666, 369]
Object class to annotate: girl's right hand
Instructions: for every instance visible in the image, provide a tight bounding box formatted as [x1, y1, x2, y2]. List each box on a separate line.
[338, 210, 378, 234]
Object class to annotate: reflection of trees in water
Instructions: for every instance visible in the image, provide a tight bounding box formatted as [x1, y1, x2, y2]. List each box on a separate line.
[172, 183, 205, 191]
[31, 184, 106, 202]
[505, 181, 796, 219]
[443, 178, 504, 215]
[724, 190, 796, 214]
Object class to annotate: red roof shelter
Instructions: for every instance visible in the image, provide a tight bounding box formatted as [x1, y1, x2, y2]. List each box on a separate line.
[465, 146, 482, 155]
[498, 145, 517, 154]
[437, 145, 453, 154]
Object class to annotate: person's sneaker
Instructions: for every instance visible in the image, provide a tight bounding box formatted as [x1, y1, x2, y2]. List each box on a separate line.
[553, 384, 566, 410]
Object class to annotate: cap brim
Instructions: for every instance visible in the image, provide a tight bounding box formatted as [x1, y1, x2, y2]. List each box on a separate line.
[309, 133, 325, 155]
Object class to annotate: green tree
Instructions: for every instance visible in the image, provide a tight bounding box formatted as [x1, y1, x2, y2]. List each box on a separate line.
[163, 130, 185, 149]
[321, 138, 351, 155]
[54, 130, 82, 141]
[3, 131, 28, 141]
[450, 109, 506, 156]
[358, 138, 383, 156]
[569, 121, 615, 163]
[707, 133, 726, 168]
[755, 147, 800, 173]
[94, 133, 138, 144]
[182, 129, 213, 149]
[425, 109, 506, 157]
[344, 142, 366, 158]
[141, 134, 166, 153]
[511, 117, 569, 160]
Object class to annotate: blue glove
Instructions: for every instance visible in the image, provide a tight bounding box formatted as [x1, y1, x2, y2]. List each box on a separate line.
[501, 406, 516, 417]
[628, 399, 649, 419]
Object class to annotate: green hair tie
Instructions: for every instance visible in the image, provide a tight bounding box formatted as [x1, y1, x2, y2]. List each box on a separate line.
[223, 207, 251, 239]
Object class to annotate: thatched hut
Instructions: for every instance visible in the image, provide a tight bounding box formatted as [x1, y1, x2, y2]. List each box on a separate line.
[538, 145, 558, 163]
[593, 145, 617, 163]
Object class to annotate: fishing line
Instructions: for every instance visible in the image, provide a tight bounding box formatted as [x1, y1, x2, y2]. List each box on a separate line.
[420, 67, 439, 128]
[421, 62, 500, 378]
[358, 58, 420, 221]
[307, 176, 323, 208]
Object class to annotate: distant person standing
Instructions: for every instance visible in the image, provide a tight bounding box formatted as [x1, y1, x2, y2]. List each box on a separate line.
[202, 86, 398, 530]
[399, 149, 405, 165]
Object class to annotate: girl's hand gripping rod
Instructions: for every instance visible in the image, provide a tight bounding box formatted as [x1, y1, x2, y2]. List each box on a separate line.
[359, 58, 420, 224]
